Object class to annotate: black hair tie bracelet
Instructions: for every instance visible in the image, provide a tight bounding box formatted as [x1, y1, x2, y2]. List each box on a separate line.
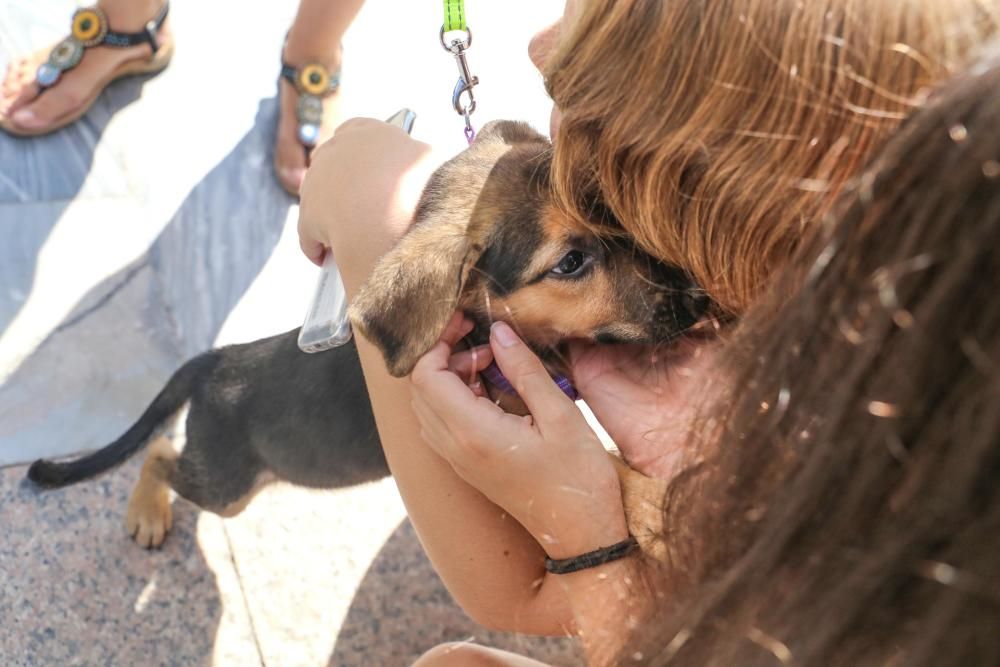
[544, 536, 639, 575]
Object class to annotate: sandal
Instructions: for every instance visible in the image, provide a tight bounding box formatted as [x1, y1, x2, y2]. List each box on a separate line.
[0, 3, 173, 137]
[275, 55, 341, 196]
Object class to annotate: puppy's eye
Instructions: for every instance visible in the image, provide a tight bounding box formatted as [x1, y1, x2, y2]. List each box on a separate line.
[550, 250, 591, 277]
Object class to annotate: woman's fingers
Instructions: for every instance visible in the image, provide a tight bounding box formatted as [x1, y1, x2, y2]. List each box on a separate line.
[448, 344, 494, 385]
[415, 313, 476, 374]
[298, 236, 327, 267]
[411, 391, 456, 452]
[411, 315, 504, 429]
[411, 316, 589, 456]
[438, 312, 477, 350]
[489, 322, 581, 437]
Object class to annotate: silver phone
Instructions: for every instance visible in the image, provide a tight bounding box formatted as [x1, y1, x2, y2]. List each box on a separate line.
[297, 108, 417, 353]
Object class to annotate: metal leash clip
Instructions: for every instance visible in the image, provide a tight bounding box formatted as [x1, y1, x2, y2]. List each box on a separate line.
[440, 26, 478, 142]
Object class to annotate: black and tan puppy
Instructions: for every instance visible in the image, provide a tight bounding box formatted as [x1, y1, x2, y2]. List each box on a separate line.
[28, 121, 708, 552]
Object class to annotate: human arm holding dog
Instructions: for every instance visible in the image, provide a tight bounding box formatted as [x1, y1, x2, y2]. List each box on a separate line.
[409, 313, 668, 662]
[299, 118, 687, 648]
[409, 315, 630, 561]
[300, 119, 591, 634]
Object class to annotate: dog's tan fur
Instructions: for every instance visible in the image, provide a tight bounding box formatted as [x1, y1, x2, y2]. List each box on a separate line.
[125, 435, 176, 548]
[351, 121, 710, 562]
[464, 208, 624, 349]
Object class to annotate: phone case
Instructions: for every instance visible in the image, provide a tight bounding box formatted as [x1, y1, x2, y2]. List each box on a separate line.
[297, 253, 352, 353]
[297, 108, 417, 353]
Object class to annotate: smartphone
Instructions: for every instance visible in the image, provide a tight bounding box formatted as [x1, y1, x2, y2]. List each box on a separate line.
[297, 108, 417, 353]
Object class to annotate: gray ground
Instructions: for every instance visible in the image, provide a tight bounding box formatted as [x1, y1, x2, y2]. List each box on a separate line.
[0, 0, 582, 664]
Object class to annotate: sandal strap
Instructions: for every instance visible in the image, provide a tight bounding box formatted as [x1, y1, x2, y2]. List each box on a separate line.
[279, 53, 342, 148]
[103, 2, 169, 52]
[279, 65, 298, 87]
[36, 3, 170, 89]
[280, 62, 341, 96]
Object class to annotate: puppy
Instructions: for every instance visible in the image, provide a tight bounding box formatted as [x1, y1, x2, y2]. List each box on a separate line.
[28, 121, 709, 557]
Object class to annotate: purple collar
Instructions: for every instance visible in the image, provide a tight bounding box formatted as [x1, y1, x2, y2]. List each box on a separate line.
[480, 361, 579, 401]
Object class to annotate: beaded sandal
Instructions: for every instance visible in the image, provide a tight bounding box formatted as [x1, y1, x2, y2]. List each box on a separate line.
[275, 56, 341, 196]
[0, 3, 173, 137]
[280, 60, 341, 149]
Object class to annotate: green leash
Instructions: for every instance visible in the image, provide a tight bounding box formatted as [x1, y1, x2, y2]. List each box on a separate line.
[441, 0, 478, 142]
[443, 0, 466, 32]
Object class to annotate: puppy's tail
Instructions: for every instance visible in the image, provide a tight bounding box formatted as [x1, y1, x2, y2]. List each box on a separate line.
[27, 353, 219, 488]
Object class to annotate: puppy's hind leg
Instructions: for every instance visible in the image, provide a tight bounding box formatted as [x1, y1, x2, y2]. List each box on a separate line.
[126, 434, 177, 549]
[214, 470, 276, 518]
[167, 409, 272, 521]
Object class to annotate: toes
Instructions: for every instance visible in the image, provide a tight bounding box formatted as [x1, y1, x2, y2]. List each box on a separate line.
[126, 498, 172, 549]
[1, 66, 16, 97]
[1, 68, 39, 115]
[8, 103, 43, 131]
[3, 81, 41, 117]
[128, 515, 168, 549]
[274, 80, 311, 194]
[277, 166, 307, 194]
[149, 521, 166, 549]
[10, 83, 84, 130]
[2, 54, 45, 113]
[275, 124, 307, 169]
[126, 511, 147, 547]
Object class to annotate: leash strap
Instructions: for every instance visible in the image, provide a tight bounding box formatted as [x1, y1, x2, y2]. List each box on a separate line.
[443, 0, 467, 32]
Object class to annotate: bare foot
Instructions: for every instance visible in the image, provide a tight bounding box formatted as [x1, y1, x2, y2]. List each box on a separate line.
[274, 47, 343, 196]
[0, 2, 170, 135]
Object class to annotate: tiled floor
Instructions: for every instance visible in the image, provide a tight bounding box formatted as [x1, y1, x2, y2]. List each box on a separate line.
[0, 0, 581, 664]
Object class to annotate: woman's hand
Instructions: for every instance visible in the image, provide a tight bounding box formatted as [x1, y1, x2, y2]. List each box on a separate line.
[298, 117, 438, 271]
[410, 314, 630, 560]
[569, 340, 718, 479]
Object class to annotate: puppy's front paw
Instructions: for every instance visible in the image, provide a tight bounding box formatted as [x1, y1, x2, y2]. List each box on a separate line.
[126, 483, 173, 549]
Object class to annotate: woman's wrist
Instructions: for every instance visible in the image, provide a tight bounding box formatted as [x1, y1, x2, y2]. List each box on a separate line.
[554, 552, 655, 665]
[537, 516, 631, 561]
[527, 462, 631, 560]
[544, 536, 637, 574]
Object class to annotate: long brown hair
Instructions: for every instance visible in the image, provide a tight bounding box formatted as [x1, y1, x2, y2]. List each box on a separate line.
[546, 0, 999, 314]
[632, 55, 1000, 666]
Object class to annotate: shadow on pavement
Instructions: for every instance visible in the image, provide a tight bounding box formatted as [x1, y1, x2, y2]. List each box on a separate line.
[0, 97, 293, 466]
[0, 459, 239, 666]
[329, 519, 583, 667]
[0, 76, 147, 337]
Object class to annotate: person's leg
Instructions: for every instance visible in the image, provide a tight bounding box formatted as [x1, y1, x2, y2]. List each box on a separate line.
[275, 0, 366, 195]
[413, 642, 554, 667]
[0, 0, 170, 134]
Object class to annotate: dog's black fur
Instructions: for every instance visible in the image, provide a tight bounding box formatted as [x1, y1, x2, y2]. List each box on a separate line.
[28, 332, 386, 505]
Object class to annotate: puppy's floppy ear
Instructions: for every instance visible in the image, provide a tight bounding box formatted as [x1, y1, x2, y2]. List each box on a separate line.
[349, 216, 487, 377]
[350, 120, 549, 377]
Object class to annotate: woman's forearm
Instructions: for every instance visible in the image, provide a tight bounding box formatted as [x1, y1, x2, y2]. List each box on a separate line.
[356, 332, 655, 645]
[352, 332, 575, 632]
[304, 123, 647, 638]
[302, 126, 575, 632]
